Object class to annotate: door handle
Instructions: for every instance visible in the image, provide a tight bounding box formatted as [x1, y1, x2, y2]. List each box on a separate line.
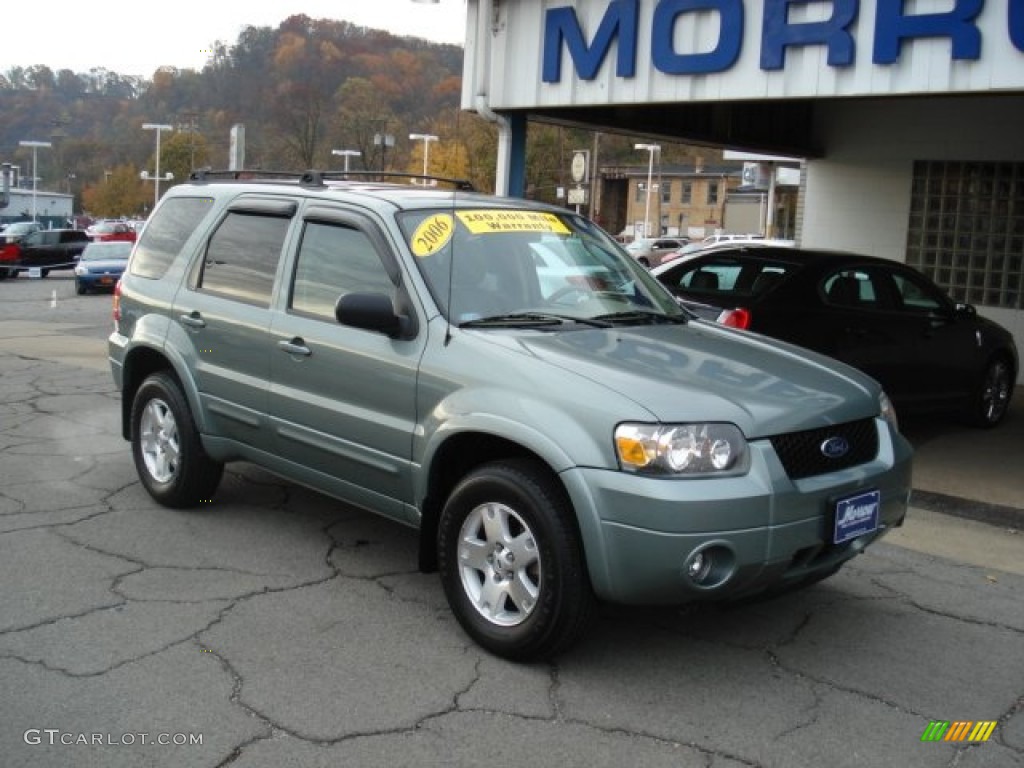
[278, 338, 312, 357]
[179, 311, 206, 329]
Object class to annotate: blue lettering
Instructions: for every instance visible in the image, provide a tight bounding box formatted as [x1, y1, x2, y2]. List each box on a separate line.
[543, 0, 638, 82]
[873, 0, 983, 65]
[761, 0, 858, 70]
[1012, 0, 1024, 52]
[652, 0, 744, 75]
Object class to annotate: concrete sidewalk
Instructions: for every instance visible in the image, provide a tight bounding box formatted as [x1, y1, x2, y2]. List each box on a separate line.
[901, 386, 1024, 527]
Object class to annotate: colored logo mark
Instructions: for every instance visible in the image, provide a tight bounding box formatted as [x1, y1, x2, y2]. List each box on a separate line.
[921, 720, 997, 742]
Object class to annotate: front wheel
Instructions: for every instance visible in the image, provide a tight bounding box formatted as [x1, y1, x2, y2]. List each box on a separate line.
[437, 460, 594, 661]
[130, 372, 223, 507]
[75, 280, 87, 295]
[965, 356, 1013, 428]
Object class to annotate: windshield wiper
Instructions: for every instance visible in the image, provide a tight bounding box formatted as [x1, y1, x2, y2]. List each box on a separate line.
[592, 310, 689, 326]
[458, 312, 611, 329]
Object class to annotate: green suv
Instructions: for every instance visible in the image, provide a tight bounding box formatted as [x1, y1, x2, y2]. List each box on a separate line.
[108, 171, 913, 660]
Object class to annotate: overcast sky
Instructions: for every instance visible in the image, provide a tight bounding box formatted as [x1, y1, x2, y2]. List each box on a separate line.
[3, 0, 467, 77]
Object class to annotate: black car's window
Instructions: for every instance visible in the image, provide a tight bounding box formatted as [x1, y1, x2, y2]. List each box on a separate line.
[662, 258, 796, 298]
[132, 197, 214, 279]
[823, 270, 880, 309]
[289, 221, 393, 321]
[197, 212, 289, 307]
[890, 271, 944, 312]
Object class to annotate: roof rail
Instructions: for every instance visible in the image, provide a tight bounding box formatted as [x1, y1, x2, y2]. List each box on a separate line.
[188, 168, 475, 191]
[300, 170, 475, 191]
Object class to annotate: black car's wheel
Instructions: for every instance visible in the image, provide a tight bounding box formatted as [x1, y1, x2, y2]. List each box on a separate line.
[130, 372, 223, 507]
[966, 356, 1014, 428]
[438, 459, 594, 661]
[40, 269, 50, 278]
[75, 281, 87, 295]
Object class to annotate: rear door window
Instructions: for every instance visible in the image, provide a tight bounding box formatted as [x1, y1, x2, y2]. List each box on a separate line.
[197, 212, 290, 307]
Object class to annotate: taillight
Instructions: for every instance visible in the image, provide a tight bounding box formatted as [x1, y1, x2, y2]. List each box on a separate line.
[112, 279, 122, 328]
[0, 243, 19, 262]
[717, 307, 751, 329]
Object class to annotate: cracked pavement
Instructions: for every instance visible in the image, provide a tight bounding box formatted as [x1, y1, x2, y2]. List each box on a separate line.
[1, 277, 1022, 768]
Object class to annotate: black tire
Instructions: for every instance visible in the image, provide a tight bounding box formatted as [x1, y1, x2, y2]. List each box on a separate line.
[437, 459, 595, 661]
[130, 372, 223, 508]
[965, 356, 1013, 428]
[0, 269, 8, 281]
[75, 280, 87, 295]
[41, 269, 50, 278]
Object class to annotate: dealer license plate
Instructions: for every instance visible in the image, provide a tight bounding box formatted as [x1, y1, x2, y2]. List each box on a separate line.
[833, 489, 880, 544]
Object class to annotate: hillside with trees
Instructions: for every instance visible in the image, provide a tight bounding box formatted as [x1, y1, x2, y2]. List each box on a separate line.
[0, 14, 710, 219]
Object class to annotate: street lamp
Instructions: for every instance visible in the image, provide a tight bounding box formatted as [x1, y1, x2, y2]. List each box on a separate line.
[18, 140, 52, 222]
[409, 133, 438, 184]
[142, 123, 174, 206]
[634, 143, 660, 238]
[331, 149, 361, 172]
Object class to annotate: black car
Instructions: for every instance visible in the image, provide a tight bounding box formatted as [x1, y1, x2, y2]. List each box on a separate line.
[0, 229, 90, 278]
[652, 246, 1019, 427]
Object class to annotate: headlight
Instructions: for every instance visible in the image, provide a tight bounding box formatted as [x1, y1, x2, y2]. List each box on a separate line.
[879, 391, 899, 432]
[615, 423, 748, 476]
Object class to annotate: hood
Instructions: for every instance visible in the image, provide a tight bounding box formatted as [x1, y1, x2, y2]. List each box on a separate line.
[507, 321, 880, 438]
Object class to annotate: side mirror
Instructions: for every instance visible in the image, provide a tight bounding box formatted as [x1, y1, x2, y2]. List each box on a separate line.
[335, 292, 413, 339]
[954, 302, 977, 318]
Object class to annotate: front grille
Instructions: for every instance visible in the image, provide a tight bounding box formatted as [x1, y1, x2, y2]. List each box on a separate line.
[769, 419, 878, 480]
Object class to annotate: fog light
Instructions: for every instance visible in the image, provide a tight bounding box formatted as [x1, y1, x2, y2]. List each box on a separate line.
[686, 551, 712, 582]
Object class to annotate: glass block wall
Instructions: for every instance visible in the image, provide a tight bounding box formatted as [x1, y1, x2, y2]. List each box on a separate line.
[906, 161, 1024, 309]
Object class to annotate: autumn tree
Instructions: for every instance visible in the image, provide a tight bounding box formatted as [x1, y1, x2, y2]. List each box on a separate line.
[81, 164, 149, 218]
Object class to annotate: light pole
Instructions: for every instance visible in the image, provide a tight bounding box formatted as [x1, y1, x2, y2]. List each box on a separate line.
[409, 133, 438, 183]
[142, 123, 173, 206]
[18, 140, 52, 222]
[634, 143, 660, 238]
[331, 149, 361, 172]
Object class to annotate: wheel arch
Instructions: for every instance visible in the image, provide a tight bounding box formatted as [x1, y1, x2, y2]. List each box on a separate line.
[120, 344, 205, 441]
[416, 432, 580, 575]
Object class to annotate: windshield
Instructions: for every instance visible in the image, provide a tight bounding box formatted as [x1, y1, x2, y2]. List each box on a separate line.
[82, 242, 132, 260]
[399, 208, 684, 326]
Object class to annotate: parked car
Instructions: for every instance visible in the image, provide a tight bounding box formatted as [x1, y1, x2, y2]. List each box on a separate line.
[74, 241, 133, 293]
[624, 236, 689, 267]
[652, 246, 1018, 426]
[2, 220, 41, 244]
[88, 220, 137, 243]
[0, 228, 90, 278]
[663, 238, 796, 264]
[109, 170, 911, 660]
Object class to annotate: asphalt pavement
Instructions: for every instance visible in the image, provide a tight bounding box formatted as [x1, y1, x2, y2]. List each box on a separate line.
[0, 274, 1021, 768]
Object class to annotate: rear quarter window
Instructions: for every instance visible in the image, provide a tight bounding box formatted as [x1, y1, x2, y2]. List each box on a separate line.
[130, 197, 214, 279]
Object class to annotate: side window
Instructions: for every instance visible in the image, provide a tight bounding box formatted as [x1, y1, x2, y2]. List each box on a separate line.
[891, 271, 943, 312]
[289, 221, 394, 321]
[823, 270, 879, 308]
[131, 197, 214, 279]
[197, 212, 289, 307]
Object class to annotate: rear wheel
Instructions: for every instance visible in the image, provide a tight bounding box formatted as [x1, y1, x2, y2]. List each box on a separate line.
[130, 372, 223, 507]
[437, 459, 594, 661]
[966, 356, 1013, 428]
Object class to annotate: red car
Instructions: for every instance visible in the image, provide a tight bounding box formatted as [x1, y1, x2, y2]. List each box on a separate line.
[88, 221, 137, 243]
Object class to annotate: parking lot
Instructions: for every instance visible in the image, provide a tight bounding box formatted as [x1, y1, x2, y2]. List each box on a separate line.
[1, 273, 1022, 768]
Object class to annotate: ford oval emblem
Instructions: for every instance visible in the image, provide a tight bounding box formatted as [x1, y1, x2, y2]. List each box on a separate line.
[821, 436, 850, 459]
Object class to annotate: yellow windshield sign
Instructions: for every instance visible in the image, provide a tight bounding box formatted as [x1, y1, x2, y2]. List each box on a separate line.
[410, 213, 456, 257]
[457, 210, 570, 235]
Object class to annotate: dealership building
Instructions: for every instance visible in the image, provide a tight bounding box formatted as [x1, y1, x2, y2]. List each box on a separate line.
[460, 0, 1024, 380]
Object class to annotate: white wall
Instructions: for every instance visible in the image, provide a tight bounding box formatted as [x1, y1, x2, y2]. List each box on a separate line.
[801, 95, 1024, 382]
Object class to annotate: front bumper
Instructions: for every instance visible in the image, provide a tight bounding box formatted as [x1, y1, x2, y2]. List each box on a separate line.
[563, 418, 913, 605]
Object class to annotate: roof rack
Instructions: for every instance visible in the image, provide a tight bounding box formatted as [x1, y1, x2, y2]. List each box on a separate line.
[188, 168, 475, 191]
